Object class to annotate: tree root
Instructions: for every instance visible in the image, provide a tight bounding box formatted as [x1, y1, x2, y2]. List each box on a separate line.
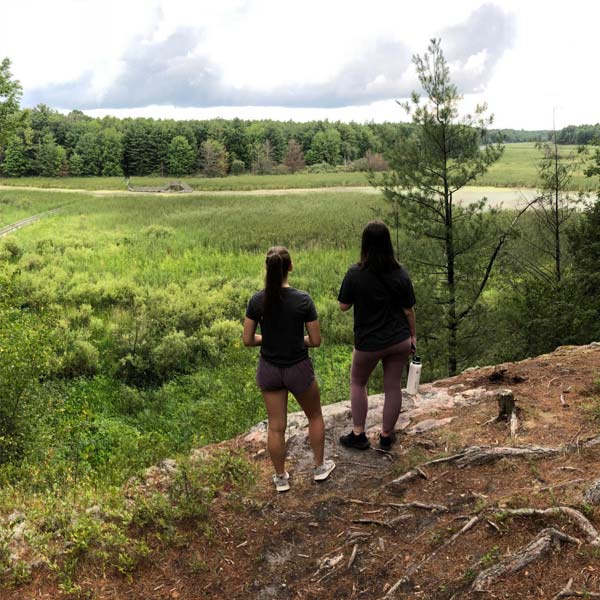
[497, 506, 600, 546]
[387, 501, 448, 513]
[379, 516, 482, 598]
[455, 445, 560, 468]
[387, 467, 428, 491]
[386, 433, 600, 487]
[552, 579, 600, 599]
[471, 527, 580, 592]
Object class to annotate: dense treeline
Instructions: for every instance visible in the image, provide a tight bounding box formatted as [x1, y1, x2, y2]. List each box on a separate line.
[555, 123, 600, 145]
[0, 104, 409, 178]
[0, 103, 576, 180]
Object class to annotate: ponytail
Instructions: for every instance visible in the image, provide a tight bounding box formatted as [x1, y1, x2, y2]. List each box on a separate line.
[264, 246, 291, 316]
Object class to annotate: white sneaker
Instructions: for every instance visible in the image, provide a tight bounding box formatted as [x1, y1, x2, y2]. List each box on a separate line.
[314, 459, 336, 482]
[272, 471, 290, 492]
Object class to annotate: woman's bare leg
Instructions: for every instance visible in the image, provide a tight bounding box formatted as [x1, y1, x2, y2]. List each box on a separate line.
[294, 380, 325, 466]
[262, 389, 288, 474]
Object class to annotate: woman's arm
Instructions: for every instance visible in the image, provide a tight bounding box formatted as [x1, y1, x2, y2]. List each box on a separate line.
[403, 306, 417, 352]
[304, 319, 321, 348]
[339, 302, 352, 312]
[242, 317, 262, 347]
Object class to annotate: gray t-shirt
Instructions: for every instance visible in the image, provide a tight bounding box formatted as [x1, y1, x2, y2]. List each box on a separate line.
[338, 264, 415, 351]
[246, 287, 318, 367]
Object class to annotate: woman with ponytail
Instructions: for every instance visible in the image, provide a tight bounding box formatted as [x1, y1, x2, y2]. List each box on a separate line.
[243, 246, 335, 492]
[338, 221, 417, 451]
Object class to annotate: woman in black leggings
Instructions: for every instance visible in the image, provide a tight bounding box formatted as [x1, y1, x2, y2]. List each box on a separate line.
[338, 222, 417, 451]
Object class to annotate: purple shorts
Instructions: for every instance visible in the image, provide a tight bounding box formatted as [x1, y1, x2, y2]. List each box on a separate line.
[256, 356, 315, 397]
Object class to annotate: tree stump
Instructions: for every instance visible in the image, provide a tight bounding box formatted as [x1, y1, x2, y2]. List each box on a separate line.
[496, 389, 515, 420]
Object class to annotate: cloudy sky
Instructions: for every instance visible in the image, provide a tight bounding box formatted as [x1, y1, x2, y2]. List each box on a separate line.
[1, 0, 598, 129]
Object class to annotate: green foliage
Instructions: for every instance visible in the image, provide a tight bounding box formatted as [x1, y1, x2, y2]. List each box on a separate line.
[230, 158, 245, 175]
[200, 138, 228, 177]
[68, 152, 84, 176]
[36, 133, 66, 177]
[2, 136, 29, 176]
[306, 128, 342, 165]
[374, 38, 504, 375]
[0, 306, 56, 462]
[0, 58, 23, 150]
[167, 135, 196, 176]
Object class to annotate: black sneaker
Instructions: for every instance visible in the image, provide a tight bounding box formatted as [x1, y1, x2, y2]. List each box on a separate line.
[379, 432, 397, 451]
[340, 431, 370, 450]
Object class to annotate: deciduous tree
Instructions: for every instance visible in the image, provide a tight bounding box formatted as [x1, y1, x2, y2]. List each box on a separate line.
[284, 139, 305, 173]
[0, 57, 22, 152]
[200, 139, 228, 177]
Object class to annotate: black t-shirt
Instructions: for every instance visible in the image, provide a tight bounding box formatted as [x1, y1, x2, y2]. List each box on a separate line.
[338, 264, 416, 351]
[246, 287, 318, 367]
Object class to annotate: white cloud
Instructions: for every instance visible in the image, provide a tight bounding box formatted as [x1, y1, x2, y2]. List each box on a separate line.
[1, 0, 599, 127]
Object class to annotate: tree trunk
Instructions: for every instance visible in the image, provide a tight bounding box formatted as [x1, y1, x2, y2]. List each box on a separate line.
[445, 188, 457, 376]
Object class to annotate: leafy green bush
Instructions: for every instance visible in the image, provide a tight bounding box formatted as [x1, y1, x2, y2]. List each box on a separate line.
[230, 159, 245, 176]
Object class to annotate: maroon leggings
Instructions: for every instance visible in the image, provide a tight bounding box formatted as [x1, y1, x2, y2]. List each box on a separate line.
[350, 338, 412, 433]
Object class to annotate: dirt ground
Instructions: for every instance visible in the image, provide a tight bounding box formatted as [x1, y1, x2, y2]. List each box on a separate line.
[3, 343, 600, 600]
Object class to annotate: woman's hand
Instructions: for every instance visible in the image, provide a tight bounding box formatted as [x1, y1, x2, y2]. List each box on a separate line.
[409, 335, 417, 354]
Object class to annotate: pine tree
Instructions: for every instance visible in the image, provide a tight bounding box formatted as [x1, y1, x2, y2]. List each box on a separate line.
[36, 133, 65, 176]
[377, 39, 506, 376]
[167, 135, 196, 176]
[2, 135, 29, 176]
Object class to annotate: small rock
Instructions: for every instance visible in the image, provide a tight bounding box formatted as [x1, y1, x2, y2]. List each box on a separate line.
[8, 511, 25, 525]
[448, 384, 466, 392]
[407, 417, 454, 435]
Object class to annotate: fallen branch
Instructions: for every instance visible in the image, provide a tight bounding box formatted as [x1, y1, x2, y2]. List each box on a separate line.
[347, 544, 358, 569]
[472, 528, 580, 592]
[537, 478, 584, 493]
[352, 514, 412, 528]
[387, 501, 449, 513]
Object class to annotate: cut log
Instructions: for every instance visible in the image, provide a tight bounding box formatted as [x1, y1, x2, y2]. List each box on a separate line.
[471, 528, 580, 592]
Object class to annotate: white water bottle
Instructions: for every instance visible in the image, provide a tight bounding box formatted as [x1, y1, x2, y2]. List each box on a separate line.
[406, 356, 422, 395]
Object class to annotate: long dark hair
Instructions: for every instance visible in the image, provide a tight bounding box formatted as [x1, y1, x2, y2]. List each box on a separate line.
[264, 246, 291, 315]
[359, 221, 400, 273]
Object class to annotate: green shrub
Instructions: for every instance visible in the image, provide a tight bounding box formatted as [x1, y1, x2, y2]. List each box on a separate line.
[230, 159, 245, 176]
